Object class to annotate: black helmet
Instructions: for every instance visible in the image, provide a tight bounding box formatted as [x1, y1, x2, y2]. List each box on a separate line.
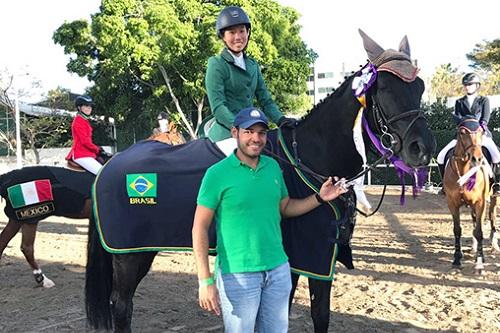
[75, 95, 93, 108]
[157, 111, 169, 120]
[216, 6, 251, 38]
[462, 73, 481, 85]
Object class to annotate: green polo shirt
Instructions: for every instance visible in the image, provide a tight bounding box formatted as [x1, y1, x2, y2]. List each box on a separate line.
[197, 152, 289, 274]
[205, 48, 283, 141]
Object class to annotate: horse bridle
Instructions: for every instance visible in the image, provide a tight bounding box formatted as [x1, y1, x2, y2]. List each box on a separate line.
[453, 124, 483, 164]
[370, 94, 426, 154]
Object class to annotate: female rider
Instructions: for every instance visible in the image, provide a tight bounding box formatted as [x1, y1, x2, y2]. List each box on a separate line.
[204, 6, 295, 142]
[437, 73, 500, 194]
[65, 95, 103, 175]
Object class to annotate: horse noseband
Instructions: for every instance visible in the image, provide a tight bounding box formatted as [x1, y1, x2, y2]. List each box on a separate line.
[371, 96, 425, 154]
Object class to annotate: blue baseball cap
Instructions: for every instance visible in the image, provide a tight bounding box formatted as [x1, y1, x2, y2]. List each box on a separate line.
[233, 107, 269, 129]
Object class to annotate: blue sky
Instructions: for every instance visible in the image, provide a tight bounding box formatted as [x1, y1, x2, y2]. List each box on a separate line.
[1, 0, 498, 101]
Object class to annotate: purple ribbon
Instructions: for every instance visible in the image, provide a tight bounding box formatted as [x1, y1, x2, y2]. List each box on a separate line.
[352, 63, 378, 97]
[466, 173, 476, 192]
[362, 114, 427, 204]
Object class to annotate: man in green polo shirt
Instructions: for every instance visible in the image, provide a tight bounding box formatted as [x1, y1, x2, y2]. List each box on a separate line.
[192, 107, 347, 332]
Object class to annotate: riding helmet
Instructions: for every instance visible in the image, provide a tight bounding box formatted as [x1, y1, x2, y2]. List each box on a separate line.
[216, 6, 251, 38]
[157, 111, 169, 120]
[75, 95, 94, 108]
[462, 73, 481, 85]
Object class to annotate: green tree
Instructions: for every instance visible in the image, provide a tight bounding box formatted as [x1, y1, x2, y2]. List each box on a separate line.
[467, 39, 500, 95]
[429, 64, 463, 99]
[0, 74, 74, 163]
[53, 0, 316, 145]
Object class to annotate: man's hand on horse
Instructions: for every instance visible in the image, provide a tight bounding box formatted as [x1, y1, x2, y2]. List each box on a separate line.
[198, 284, 221, 316]
[318, 176, 349, 202]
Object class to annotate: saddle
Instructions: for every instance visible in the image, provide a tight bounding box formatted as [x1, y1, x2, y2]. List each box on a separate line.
[66, 159, 87, 172]
[66, 153, 112, 172]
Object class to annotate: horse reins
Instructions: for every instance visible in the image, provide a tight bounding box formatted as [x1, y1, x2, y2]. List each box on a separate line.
[264, 127, 393, 217]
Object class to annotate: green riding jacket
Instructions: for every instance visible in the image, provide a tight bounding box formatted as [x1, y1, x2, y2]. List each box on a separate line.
[205, 48, 283, 141]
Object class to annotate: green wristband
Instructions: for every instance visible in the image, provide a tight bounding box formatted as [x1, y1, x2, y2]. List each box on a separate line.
[198, 277, 214, 287]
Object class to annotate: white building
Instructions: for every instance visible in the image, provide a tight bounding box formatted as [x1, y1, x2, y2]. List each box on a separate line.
[306, 63, 356, 105]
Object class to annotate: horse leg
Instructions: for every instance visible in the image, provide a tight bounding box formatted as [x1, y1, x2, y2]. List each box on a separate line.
[450, 209, 463, 267]
[470, 208, 480, 253]
[288, 272, 300, 313]
[110, 252, 157, 333]
[0, 219, 22, 260]
[20, 222, 55, 288]
[472, 202, 486, 274]
[489, 197, 500, 252]
[308, 277, 332, 333]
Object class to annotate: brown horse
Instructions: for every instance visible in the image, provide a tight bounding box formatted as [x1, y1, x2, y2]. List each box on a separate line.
[443, 118, 491, 273]
[0, 167, 94, 288]
[0, 133, 176, 288]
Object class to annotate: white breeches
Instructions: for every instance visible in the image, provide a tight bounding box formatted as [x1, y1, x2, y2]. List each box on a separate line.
[437, 137, 500, 164]
[73, 157, 103, 175]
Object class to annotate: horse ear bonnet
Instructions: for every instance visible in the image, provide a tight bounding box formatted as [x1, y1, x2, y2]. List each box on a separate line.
[358, 29, 419, 82]
[459, 118, 481, 132]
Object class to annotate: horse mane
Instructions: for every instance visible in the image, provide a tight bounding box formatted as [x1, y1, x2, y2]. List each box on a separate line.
[299, 69, 359, 123]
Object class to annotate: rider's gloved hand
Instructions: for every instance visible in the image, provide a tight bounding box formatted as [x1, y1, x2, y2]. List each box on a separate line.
[98, 147, 112, 158]
[480, 121, 492, 137]
[278, 116, 297, 128]
[480, 121, 488, 131]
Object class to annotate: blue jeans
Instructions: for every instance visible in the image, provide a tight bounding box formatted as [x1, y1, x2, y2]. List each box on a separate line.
[217, 262, 292, 333]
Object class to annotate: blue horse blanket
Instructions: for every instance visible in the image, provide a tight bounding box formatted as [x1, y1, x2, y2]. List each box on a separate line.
[94, 135, 354, 279]
[93, 139, 223, 252]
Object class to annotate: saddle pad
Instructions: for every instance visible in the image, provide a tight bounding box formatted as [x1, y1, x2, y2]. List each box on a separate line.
[49, 167, 95, 197]
[0, 166, 92, 223]
[93, 139, 224, 253]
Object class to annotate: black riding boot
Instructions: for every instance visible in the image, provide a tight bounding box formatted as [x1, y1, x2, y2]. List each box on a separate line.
[493, 163, 500, 195]
[438, 163, 446, 195]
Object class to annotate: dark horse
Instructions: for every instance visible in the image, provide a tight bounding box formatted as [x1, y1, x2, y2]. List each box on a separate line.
[443, 118, 497, 273]
[85, 30, 436, 333]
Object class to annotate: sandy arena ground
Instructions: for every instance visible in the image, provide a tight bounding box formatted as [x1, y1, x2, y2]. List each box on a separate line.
[0, 186, 499, 332]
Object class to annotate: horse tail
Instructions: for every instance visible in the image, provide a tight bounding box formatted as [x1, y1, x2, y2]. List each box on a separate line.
[85, 214, 113, 330]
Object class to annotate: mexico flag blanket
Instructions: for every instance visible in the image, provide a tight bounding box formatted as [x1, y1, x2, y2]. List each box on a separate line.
[8, 180, 53, 208]
[0, 166, 94, 223]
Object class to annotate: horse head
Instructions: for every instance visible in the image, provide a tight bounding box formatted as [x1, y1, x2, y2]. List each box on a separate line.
[359, 29, 436, 168]
[455, 118, 484, 167]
